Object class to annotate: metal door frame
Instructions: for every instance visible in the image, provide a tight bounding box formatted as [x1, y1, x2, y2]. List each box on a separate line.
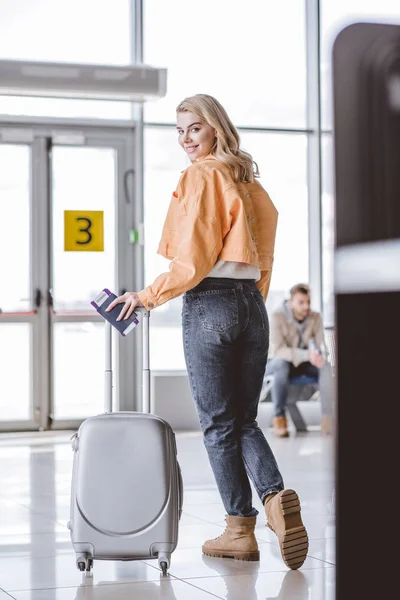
[0, 116, 143, 431]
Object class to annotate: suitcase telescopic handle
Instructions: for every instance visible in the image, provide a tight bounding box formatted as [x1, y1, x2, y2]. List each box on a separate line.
[105, 321, 113, 412]
[104, 307, 150, 414]
[136, 307, 150, 414]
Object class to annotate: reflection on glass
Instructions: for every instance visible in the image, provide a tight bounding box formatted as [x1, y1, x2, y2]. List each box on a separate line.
[53, 322, 117, 419]
[0, 324, 31, 420]
[0, 145, 30, 312]
[52, 147, 116, 311]
[144, 0, 307, 128]
[144, 128, 309, 369]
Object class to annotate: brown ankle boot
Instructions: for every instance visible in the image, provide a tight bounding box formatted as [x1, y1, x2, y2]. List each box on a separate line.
[265, 489, 309, 569]
[202, 515, 259, 561]
[273, 416, 289, 437]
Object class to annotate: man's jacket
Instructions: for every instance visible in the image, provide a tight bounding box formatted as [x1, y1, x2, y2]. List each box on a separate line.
[269, 301, 326, 367]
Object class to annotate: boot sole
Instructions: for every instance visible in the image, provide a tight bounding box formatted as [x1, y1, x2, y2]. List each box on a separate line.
[202, 548, 260, 561]
[274, 430, 289, 438]
[267, 489, 309, 570]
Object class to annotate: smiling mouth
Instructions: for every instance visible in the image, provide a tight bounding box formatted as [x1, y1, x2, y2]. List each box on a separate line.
[185, 145, 199, 153]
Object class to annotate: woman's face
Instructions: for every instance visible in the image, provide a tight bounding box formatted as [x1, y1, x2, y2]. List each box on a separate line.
[176, 111, 216, 162]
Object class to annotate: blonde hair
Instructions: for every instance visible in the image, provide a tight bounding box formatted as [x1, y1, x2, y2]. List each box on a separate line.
[176, 94, 259, 183]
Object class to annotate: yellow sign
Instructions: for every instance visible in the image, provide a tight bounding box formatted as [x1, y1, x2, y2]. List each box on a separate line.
[64, 211, 104, 252]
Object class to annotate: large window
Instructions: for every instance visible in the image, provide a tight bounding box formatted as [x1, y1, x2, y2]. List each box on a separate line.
[144, 0, 307, 128]
[144, 127, 309, 369]
[240, 132, 309, 313]
[143, 1, 309, 369]
[0, 0, 132, 119]
[143, 127, 187, 370]
[4, 0, 397, 373]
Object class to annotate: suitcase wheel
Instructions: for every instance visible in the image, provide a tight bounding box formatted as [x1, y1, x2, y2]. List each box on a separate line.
[158, 553, 170, 576]
[77, 557, 93, 574]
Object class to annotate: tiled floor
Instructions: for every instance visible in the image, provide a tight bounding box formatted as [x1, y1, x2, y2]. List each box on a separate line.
[0, 428, 335, 599]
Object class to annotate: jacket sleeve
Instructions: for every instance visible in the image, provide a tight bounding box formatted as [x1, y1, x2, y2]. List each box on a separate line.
[256, 195, 278, 302]
[137, 167, 225, 310]
[257, 260, 273, 302]
[270, 312, 309, 367]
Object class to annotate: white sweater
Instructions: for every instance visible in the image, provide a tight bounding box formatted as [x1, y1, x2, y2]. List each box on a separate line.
[207, 260, 260, 281]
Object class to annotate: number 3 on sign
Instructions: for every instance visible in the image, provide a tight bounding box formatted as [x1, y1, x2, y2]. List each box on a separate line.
[64, 211, 104, 252]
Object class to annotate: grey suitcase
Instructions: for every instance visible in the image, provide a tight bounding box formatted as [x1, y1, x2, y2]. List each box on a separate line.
[68, 308, 183, 576]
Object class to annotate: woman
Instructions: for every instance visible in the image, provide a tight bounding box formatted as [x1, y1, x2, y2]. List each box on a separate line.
[107, 94, 309, 569]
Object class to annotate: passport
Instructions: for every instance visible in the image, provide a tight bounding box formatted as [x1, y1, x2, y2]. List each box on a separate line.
[91, 288, 139, 336]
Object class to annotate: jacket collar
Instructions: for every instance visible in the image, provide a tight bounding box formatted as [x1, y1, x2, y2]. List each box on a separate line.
[181, 154, 217, 173]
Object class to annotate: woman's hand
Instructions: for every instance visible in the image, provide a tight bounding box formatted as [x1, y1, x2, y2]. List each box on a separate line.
[106, 292, 144, 321]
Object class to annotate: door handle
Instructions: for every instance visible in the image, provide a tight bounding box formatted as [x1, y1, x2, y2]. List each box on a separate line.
[33, 289, 56, 313]
[123, 169, 134, 204]
[47, 289, 53, 308]
[47, 289, 56, 314]
[34, 289, 42, 310]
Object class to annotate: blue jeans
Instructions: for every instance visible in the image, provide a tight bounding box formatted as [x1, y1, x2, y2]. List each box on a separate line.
[182, 278, 284, 517]
[265, 359, 334, 417]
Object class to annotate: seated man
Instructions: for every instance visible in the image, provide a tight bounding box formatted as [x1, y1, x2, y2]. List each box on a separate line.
[263, 283, 333, 437]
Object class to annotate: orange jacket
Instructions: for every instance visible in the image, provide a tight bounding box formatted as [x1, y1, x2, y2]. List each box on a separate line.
[138, 156, 278, 310]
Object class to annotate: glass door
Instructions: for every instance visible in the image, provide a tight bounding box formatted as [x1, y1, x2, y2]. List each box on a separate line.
[51, 145, 118, 421]
[0, 144, 35, 428]
[0, 120, 138, 431]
